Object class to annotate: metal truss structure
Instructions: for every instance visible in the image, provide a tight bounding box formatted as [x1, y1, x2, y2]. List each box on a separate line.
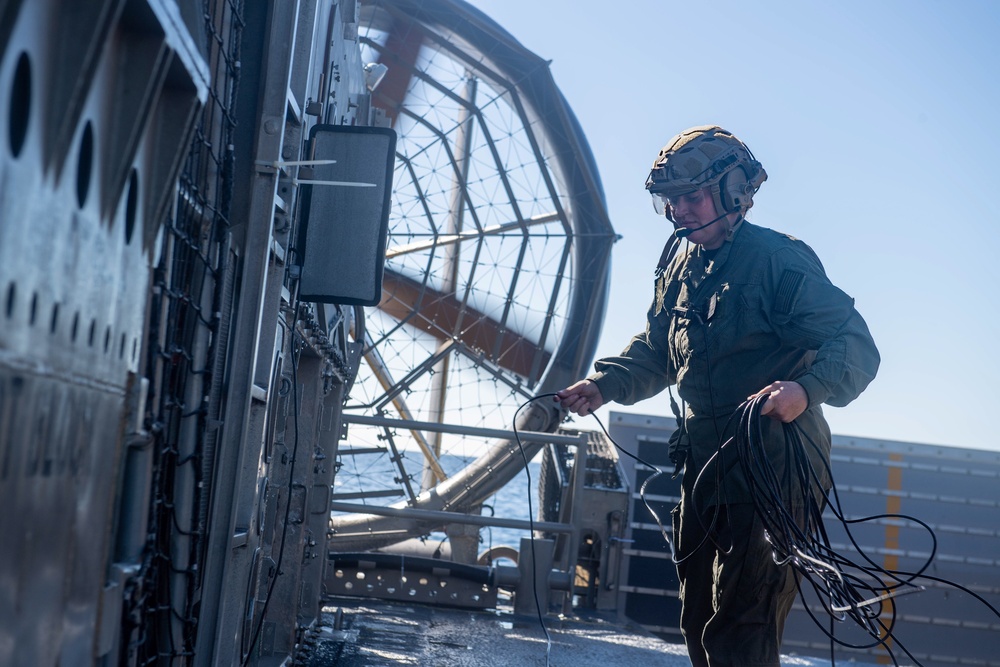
[329, 0, 617, 553]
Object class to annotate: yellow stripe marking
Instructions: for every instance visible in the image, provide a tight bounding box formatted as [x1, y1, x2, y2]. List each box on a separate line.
[877, 453, 904, 663]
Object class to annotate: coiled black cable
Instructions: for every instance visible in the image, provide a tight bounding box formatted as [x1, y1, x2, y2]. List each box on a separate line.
[519, 391, 1000, 667]
[698, 395, 1000, 665]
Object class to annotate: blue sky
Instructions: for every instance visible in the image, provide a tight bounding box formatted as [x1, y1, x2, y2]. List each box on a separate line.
[465, 0, 1000, 451]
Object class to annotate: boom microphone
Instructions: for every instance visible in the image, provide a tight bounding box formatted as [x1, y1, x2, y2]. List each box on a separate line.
[674, 211, 729, 239]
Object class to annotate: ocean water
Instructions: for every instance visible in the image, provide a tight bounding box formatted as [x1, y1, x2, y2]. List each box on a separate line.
[333, 447, 545, 559]
[476, 458, 543, 554]
[409, 454, 544, 559]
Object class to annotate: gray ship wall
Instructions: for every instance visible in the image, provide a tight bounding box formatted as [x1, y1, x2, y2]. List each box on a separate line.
[0, 1, 207, 663]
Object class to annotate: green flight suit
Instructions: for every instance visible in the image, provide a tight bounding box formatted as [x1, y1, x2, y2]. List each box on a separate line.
[590, 221, 880, 666]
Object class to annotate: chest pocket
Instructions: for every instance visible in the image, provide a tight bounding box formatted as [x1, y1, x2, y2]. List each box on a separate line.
[701, 282, 741, 347]
[679, 282, 763, 356]
[667, 282, 735, 362]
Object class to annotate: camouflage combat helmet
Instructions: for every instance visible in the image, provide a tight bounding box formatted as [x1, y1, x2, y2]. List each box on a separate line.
[645, 125, 767, 220]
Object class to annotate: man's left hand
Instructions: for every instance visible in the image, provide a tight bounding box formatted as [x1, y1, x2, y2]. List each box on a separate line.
[750, 381, 808, 423]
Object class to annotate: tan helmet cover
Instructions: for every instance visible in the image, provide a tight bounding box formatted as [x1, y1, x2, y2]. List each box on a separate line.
[646, 125, 767, 217]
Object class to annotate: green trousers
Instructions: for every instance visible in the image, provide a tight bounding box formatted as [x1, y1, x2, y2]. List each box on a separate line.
[671, 494, 799, 667]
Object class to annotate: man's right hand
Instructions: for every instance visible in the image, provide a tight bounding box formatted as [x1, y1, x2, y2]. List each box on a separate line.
[554, 380, 604, 417]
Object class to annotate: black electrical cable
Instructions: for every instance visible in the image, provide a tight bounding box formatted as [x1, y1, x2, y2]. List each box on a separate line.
[719, 398, 912, 653]
[242, 315, 302, 667]
[711, 395, 1000, 665]
[516, 391, 1000, 667]
[514, 394, 705, 567]
[511, 392, 687, 667]
[511, 396, 556, 667]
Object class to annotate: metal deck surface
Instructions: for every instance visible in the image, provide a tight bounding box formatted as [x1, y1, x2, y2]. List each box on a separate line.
[302, 598, 843, 667]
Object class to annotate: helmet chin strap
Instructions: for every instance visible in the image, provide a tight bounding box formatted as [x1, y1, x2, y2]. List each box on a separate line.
[725, 213, 746, 240]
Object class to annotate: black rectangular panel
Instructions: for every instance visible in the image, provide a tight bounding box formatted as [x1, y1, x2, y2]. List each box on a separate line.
[298, 124, 396, 306]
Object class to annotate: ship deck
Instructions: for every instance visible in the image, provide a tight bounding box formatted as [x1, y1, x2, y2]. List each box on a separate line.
[302, 597, 842, 667]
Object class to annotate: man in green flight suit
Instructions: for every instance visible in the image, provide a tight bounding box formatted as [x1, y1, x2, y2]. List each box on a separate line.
[556, 126, 880, 666]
